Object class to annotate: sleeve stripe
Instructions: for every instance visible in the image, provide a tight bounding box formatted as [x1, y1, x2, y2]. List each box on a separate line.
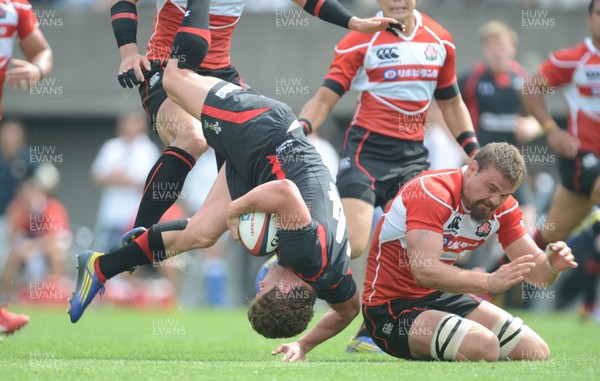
[495, 200, 520, 218]
[111, 13, 138, 21]
[322, 79, 346, 96]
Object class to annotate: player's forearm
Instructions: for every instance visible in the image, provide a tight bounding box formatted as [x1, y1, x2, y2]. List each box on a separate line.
[524, 251, 559, 286]
[437, 96, 480, 157]
[293, 0, 354, 29]
[520, 89, 557, 134]
[413, 262, 490, 294]
[298, 88, 339, 133]
[111, 0, 139, 51]
[29, 48, 52, 78]
[298, 307, 358, 353]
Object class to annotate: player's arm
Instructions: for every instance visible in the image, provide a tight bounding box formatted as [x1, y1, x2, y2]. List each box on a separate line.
[291, 0, 401, 33]
[110, 0, 150, 88]
[407, 228, 535, 293]
[6, 29, 52, 89]
[226, 180, 312, 240]
[521, 71, 577, 158]
[272, 289, 360, 361]
[504, 235, 577, 286]
[436, 94, 481, 159]
[298, 86, 341, 135]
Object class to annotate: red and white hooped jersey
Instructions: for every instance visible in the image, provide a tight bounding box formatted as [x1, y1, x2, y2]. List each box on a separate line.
[324, 10, 457, 140]
[539, 37, 600, 155]
[363, 168, 526, 305]
[146, 0, 246, 70]
[0, 0, 38, 117]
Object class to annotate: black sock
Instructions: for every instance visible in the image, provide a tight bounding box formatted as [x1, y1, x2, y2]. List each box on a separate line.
[97, 241, 151, 282]
[170, 0, 211, 70]
[97, 219, 188, 281]
[134, 146, 195, 228]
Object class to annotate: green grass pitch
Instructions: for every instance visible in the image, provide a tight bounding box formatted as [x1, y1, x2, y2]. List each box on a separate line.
[0, 306, 598, 380]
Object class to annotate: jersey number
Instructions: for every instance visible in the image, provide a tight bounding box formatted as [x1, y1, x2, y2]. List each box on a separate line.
[328, 183, 347, 244]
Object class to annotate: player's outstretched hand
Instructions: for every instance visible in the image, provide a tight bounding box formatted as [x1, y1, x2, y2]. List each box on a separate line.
[546, 241, 577, 272]
[272, 342, 307, 362]
[5, 59, 42, 89]
[487, 254, 535, 293]
[348, 16, 405, 34]
[118, 53, 151, 88]
[547, 128, 578, 159]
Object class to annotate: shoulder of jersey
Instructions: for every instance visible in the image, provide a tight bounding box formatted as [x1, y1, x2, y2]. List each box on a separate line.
[336, 30, 376, 51]
[10, 0, 33, 8]
[550, 41, 589, 62]
[494, 195, 519, 217]
[405, 168, 461, 207]
[419, 11, 454, 45]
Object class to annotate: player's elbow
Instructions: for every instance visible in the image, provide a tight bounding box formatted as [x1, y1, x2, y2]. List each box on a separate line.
[273, 179, 301, 199]
[412, 266, 436, 289]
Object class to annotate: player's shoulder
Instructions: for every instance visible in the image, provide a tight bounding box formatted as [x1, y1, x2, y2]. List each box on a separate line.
[494, 196, 520, 218]
[10, 0, 34, 10]
[549, 40, 590, 63]
[335, 30, 375, 53]
[403, 168, 462, 208]
[419, 11, 454, 45]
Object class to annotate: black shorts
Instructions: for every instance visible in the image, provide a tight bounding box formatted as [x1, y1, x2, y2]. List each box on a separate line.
[362, 291, 482, 360]
[202, 81, 297, 187]
[337, 125, 429, 208]
[558, 151, 600, 196]
[138, 61, 257, 129]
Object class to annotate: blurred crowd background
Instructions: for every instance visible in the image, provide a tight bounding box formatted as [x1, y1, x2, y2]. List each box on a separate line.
[0, 1, 597, 316]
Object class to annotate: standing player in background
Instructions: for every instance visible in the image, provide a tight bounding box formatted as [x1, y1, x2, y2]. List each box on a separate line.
[459, 21, 540, 233]
[109, 0, 401, 239]
[522, 0, 600, 321]
[279, 0, 481, 352]
[362, 143, 576, 361]
[0, 0, 53, 336]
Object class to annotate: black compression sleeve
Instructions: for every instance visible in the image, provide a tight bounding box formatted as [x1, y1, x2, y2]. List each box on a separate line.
[303, 0, 354, 29]
[110, 1, 138, 47]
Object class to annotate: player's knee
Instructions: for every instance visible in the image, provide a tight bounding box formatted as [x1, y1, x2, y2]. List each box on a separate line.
[171, 131, 207, 160]
[461, 329, 500, 362]
[520, 339, 551, 361]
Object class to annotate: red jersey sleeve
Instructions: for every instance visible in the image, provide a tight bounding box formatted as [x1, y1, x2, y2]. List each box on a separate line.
[15, 0, 38, 40]
[496, 197, 527, 249]
[538, 43, 584, 87]
[44, 199, 70, 233]
[324, 32, 371, 93]
[436, 38, 457, 89]
[404, 179, 452, 234]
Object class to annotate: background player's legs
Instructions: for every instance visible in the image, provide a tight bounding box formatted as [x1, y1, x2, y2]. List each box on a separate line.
[162, 166, 230, 253]
[162, 61, 223, 122]
[540, 185, 593, 244]
[407, 310, 500, 361]
[342, 198, 376, 259]
[133, 98, 207, 228]
[465, 300, 550, 360]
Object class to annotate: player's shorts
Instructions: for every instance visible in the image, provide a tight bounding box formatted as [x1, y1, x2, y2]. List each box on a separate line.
[138, 61, 256, 130]
[558, 151, 600, 196]
[362, 291, 482, 360]
[201, 81, 299, 189]
[337, 125, 429, 208]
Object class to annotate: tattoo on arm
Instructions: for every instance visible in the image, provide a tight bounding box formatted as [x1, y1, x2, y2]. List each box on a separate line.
[415, 230, 430, 246]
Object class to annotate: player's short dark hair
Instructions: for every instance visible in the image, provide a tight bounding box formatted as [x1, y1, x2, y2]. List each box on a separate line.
[473, 142, 526, 187]
[591, 0, 599, 14]
[247, 284, 317, 338]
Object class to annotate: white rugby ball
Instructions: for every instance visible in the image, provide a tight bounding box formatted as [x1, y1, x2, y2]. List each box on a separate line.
[238, 211, 279, 257]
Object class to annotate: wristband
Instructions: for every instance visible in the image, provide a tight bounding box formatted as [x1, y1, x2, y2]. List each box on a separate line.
[544, 245, 560, 275]
[303, 0, 354, 29]
[298, 118, 313, 136]
[34, 63, 44, 80]
[111, 1, 138, 48]
[456, 131, 481, 158]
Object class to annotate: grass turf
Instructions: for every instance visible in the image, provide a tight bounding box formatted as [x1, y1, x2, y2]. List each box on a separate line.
[0, 306, 598, 380]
